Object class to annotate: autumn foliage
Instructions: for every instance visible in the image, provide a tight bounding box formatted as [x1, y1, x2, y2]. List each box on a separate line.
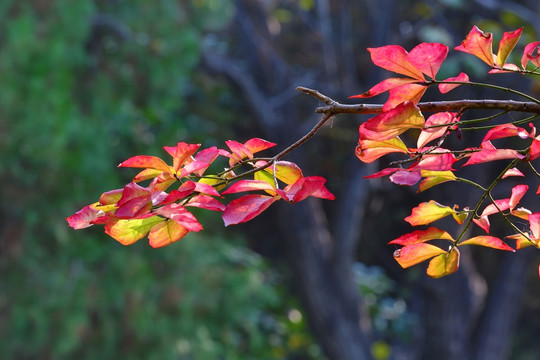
[68, 25, 540, 279]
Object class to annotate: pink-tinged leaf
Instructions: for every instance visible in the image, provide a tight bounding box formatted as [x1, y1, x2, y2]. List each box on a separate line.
[412, 151, 457, 172]
[350, 78, 420, 98]
[225, 140, 254, 167]
[408, 42, 449, 79]
[363, 167, 400, 179]
[154, 203, 203, 232]
[105, 216, 164, 245]
[148, 220, 189, 248]
[405, 200, 456, 226]
[426, 248, 460, 278]
[177, 160, 210, 178]
[488, 63, 521, 74]
[192, 146, 220, 176]
[483, 123, 529, 142]
[473, 216, 490, 233]
[528, 47, 540, 68]
[223, 195, 279, 226]
[359, 102, 424, 141]
[438, 72, 469, 94]
[355, 137, 409, 163]
[368, 45, 425, 80]
[496, 28, 523, 67]
[510, 184, 528, 210]
[502, 167, 524, 179]
[99, 189, 123, 205]
[463, 141, 525, 166]
[163, 143, 201, 172]
[521, 41, 540, 69]
[480, 198, 510, 217]
[528, 212, 540, 240]
[506, 233, 534, 250]
[393, 243, 446, 268]
[384, 83, 427, 111]
[185, 194, 226, 211]
[418, 170, 457, 192]
[455, 26, 495, 66]
[118, 155, 171, 173]
[417, 112, 458, 148]
[114, 182, 153, 219]
[222, 180, 277, 195]
[282, 176, 335, 202]
[459, 235, 515, 251]
[66, 204, 101, 229]
[117, 182, 150, 207]
[244, 138, 276, 154]
[390, 170, 422, 186]
[529, 137, 540, 161]
[192, 182, 221, 197]
[389, 227, 454, 245]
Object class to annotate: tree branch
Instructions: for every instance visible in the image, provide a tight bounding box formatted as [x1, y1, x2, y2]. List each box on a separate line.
[296, 86, 540, 115]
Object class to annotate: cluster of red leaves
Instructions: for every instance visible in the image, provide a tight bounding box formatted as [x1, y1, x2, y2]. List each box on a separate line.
[351, 26, 540, 278]
[67, 139, 334, 248]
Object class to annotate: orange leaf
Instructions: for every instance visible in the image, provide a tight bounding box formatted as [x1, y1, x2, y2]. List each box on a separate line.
[148, 220, 189, 248]
[455, 26, 495, 66]
[496, 28, 523, 68]
[405, 200, 456, 226]
[426, 248, 460, 279]
[393, 243, 446, 268]
[359, 102, 424, 141]
[104, 216, 164, 246]
[355, 137, 409, 163]
[459, 236, 515, 251]
[389, 227, 454, 245]
[384, 83, 427, 111]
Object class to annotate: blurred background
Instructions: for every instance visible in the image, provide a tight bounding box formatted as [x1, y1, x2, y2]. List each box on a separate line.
[1, 0, 540, 359]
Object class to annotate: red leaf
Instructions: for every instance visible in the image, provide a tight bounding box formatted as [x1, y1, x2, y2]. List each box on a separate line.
[350, 78, 420, 98]
[408, 42, 449, 79]
[405, 200, 456, 226]
[529, 136, 540, 161]
[483, 123, 529, 142]
[473, 216, 490, 233]
[455, 26, 495, 66]
[363, 167, 400, 179]
[389, 227, 454, 245]
[223, 195, 278, 226]
[154, 203, 203, 232]
[510, 184, 528, 210]
[384, 83, 427, 110]
[244, 138, 276, 154]
[393, 243, 446, 268]
[281, 176, 335, 202]
[496, 28, 523, 67]
[528, 212, 540, 240]
[222, 180, 276, 195]
[163, 142, 201, 173]
[368, 45, 425, 80]
[463, 141, 525, 166]
[459, 236, 514, 251]
[148, 220, 189, 248]
[162, 182, 197, 204]
[426, 248, 460, 279]
[225, 140, 253, 167]
[521, 41, 540, 69]
[412, 151, 457, 171]
[438, 72, 469, 94]
[359, 102, 424, 141]
[118, 155, 171, 173]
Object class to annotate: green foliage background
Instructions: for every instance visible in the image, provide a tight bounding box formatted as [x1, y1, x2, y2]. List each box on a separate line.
[0, 1, 321, 358]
